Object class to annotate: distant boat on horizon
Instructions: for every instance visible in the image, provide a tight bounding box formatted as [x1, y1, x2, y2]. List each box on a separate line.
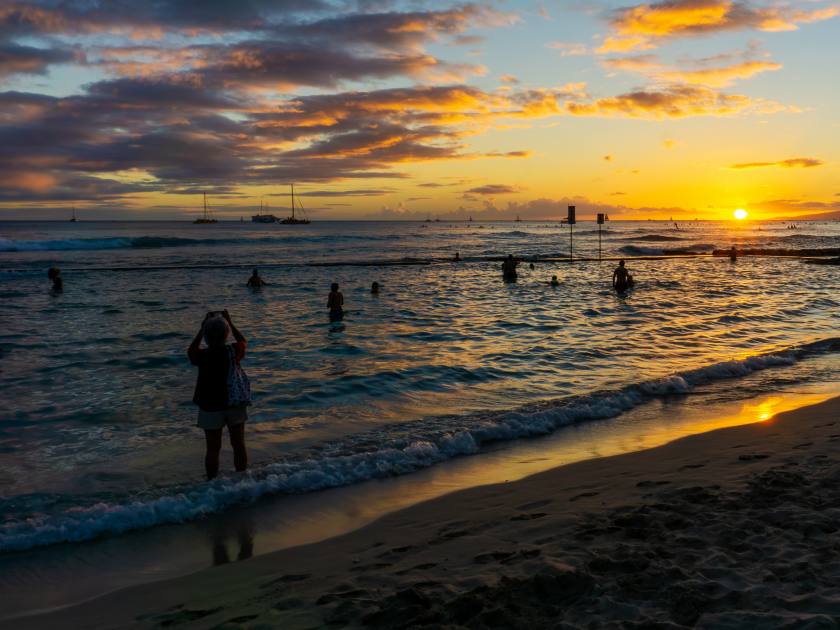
[515, 214, 521, 222]
[69, 206, 77, 222]
[280, 184, 310, 225]
[252, 200, 278, 223]
[193, 193, 218, 224]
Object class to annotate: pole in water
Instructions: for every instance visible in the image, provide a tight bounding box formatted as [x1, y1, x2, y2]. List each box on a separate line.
[597, 212, 605, 261]
[567, 205, 576, 262]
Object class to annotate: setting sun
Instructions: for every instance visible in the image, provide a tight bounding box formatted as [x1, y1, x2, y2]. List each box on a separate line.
[734, 209, 749, 220]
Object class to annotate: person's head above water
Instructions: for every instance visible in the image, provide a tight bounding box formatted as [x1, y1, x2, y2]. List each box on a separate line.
[371, 281, 379, 293]
[251, 268, 259, 276]
[203, 316, 230, 348]
[47, 267, 60, 279]
[331, 282, 339, 292]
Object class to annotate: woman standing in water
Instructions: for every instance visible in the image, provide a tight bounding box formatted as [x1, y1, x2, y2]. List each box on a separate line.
[188, 310, 250, 479]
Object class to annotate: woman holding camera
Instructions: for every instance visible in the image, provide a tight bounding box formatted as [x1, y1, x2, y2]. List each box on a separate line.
[188, 310, 250, 479]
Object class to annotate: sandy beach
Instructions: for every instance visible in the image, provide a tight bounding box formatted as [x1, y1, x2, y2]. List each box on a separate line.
[9, 394, 840, 629]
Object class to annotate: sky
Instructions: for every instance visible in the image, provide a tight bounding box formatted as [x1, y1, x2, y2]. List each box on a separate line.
[1, 0, 839, 221]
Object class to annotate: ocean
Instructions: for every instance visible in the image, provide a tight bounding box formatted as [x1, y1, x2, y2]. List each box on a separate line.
[1, 219, 839, 553]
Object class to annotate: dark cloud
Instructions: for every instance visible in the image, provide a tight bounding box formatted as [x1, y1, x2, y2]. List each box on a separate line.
[465, 184, 518, 195]
[0, 44, 77, 77]
[730, 158, 824, 169]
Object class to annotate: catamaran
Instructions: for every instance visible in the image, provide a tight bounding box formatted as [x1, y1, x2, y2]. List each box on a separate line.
[280, 184, 310, 224]
[193, 193, 217, 224]
[252, 200, 278, 223]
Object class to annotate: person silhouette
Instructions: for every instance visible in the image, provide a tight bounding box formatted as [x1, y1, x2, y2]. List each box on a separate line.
[371, 281, 380, 294]
[501, 254, 519, 281]
[188, 310, 249, 480]
[48, 267, 63, 292]
[246, 268, 267, 287]
[550, 275, 559, 287]
[612, 259, 634, 292]
[327, 282, 344, 320]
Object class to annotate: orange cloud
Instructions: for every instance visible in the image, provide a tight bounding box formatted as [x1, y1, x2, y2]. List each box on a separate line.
[660, 60, 782, 86]
[0, 171, 58, 192]
[597, 0, 840, 52]
[730, 158, 824, 169]
[566, 85, 792, 118]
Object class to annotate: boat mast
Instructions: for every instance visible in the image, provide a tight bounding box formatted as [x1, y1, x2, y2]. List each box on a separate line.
[203, 192, 208, 220]
[291, 183, 295, 220]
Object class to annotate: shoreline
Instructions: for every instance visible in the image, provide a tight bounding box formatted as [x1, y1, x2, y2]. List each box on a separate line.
[7, 392, 840, 628]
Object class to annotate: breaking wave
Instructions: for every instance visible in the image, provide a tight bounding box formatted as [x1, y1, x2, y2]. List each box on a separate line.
[2, 337, 837, 553]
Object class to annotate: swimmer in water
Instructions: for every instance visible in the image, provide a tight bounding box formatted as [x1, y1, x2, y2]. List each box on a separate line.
[371, 281, 380, 294]
[501, 254, 519, 281]
[327, 282, 344, 320]
[729, 246, 737, 262]
[246, 268, 267, 287]
[529, 263, 535, 270]
[550, 275, 559, 287]
[48, 267, 63, 292]
[612, 259, 633, 292]
[453, 252, 461, 262]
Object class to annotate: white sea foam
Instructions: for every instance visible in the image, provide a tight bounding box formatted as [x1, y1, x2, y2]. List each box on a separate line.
[2, 338, 836, 553]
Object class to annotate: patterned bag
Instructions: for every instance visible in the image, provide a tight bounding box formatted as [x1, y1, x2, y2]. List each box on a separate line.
[227, 345, 251, 407]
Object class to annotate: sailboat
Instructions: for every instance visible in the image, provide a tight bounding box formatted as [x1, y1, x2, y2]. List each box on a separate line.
[69, 206, 77, 222]
[252, 200, 278, 223]
[280, 184, 310, 224]
[193, 193, 218, 224]
[515, 214, 521, 222]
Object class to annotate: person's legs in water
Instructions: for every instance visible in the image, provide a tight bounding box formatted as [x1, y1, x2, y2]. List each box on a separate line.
[229, 422, 248, 472]
[204, 428, 223, 479]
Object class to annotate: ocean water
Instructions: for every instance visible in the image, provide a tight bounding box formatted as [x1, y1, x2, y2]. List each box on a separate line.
[1, 219, 839, 552]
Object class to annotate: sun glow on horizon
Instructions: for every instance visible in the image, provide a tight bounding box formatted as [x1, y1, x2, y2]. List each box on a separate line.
[734, 208, 748, 220]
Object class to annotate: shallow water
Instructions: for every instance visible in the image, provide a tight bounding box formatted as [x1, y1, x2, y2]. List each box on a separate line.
[1, 219, 839, 551]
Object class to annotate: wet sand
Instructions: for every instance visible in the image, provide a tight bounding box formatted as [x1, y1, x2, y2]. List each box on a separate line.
[8, 394, 840, 629]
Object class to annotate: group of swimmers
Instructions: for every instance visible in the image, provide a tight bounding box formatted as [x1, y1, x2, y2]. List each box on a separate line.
[498, 254, 635, 292]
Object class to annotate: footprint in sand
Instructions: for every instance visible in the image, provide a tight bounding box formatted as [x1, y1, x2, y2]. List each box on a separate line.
[155, 607, 223, 626]
[474, 550, 516, 564]
[261, 573, 311, 588]
[569, 491, 600, 502]
[636, 480, 670, 488]
[516, 499, 552, 511]
[738, 453, 770, 461]
[510, 512, 548, 521]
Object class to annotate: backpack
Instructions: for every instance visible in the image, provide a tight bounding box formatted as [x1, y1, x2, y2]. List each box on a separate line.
[227, 345, 251, 407]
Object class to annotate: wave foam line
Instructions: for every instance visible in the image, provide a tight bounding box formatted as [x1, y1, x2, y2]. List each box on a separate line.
[0, 234, 406, 252]
[2, 337, 838, 553]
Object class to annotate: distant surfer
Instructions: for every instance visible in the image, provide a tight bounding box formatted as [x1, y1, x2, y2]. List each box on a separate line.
[246, 268, 267, 287]
[327, 282, 344, 320]
[612, 259, 634, 292]
[550, 275, 560, 287]
[453, 252, 461, 262]
[501, 254, 519, 281]
[729, 246, 737, 262]
[48, 267, 63, 292]
[371, 281, 380, 294]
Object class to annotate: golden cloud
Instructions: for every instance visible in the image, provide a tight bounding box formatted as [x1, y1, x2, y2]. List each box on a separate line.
[597, 0, 840, 52]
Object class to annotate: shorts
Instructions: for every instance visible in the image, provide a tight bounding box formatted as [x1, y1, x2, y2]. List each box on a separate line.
[197, 406, 248, 430]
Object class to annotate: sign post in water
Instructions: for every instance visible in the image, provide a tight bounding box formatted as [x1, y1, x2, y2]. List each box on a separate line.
[597, 212, 605, 261]
[567, 206, 576, 262]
